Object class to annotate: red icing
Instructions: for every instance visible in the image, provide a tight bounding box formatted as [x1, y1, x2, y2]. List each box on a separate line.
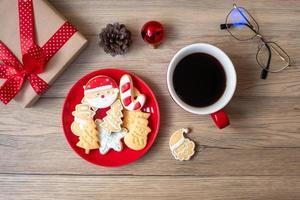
[133, 102, 141, 110]
[121, 82, 131, 93]
[85, 75, 117, 90]
[123, 96, 132, 106]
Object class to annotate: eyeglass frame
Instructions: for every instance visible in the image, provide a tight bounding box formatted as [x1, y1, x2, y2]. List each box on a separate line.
[220, 4, 291, 79]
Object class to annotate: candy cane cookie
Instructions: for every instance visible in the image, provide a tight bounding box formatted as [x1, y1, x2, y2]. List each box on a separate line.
[119, 74, 146, 111]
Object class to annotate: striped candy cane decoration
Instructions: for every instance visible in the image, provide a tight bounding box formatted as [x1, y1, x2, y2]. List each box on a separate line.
[119, 74, 146, 111]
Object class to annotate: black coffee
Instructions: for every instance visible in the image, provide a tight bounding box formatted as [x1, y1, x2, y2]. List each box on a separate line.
[173, 53, 226, 107]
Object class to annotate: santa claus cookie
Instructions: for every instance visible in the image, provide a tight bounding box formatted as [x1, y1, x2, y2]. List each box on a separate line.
[169, 128, 195, 161]
[119, 74, 146, 111]
[82, 75, 119, 110]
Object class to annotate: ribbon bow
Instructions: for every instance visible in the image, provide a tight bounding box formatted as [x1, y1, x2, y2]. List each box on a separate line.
[0, 0, 77, 104]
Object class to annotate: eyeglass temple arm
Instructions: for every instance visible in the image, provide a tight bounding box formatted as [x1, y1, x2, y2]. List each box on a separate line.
[260, 67, 269, 79]
[260, 43, 272, 79]
[220, 23, 256, 33]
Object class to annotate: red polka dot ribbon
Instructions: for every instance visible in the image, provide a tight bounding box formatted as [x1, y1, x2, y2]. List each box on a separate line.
[0, 0, 77, 104]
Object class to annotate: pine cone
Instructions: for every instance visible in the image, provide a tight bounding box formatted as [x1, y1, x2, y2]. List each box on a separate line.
[99, 23, 132, 56]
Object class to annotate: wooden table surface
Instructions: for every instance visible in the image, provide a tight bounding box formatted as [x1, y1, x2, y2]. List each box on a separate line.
[1, 0, 300, 199]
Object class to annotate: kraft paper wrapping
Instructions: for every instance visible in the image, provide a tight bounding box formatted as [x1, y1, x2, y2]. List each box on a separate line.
[0, 0, 88, 107]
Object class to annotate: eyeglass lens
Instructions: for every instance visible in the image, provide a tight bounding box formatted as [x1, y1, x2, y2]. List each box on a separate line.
[257, 42, 290, 72]
[226, 6, 259, 41]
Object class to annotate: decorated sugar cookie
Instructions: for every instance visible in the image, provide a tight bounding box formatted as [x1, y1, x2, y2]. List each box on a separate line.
[100, 99, 124, 134]
[76, 119, 100, 154]
[119, 74, 146, 111]
[123, 110, 151, 151]
[71, 104, 96, 136]
[82, 75, 119, 110]
[169, 128, 195, 161]
[96, 120, 127, 155]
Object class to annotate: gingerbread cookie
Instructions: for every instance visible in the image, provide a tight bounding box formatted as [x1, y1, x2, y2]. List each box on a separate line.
[119, 74, 146, 111]
[123, 109, 150, 120]
[71, 104, 96, 136]
[96, 120, 127, 155]
[100, 99, 124, 134]
[169, 128, 195, 161]
[123, 110, 151, 151]
[82, 75, 119, 110]
[76, 119, 100, 154]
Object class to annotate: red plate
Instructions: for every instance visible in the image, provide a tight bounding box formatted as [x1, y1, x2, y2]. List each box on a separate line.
[62, 68, 160, 167]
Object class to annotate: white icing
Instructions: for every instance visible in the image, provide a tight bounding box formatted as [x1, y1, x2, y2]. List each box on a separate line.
[120, 75, 130, 86]
[97, 123, 127, 155]
[170, 136, 185, 151]
[182, 128, 189, 134]
[135, 95, 146, 108]
[84, 85, 113, 94]
[75, 117, 87, 129]
[86, 92, 118, 109]
[121, 89, 132, 98]
[171, 141, 189, 161]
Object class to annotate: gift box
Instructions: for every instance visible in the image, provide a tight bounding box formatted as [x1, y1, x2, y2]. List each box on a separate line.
[0, 0, 88, 107]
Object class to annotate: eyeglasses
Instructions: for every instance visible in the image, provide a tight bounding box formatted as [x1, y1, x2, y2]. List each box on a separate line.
[220, 4, 291, 79]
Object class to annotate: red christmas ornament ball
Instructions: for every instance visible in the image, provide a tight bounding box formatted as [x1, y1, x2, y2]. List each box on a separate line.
[141, 21, 164, 48]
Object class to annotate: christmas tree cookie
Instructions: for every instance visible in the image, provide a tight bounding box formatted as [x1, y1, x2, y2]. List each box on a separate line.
[76, 119, 100, 154]
[100, 99, 124, 134]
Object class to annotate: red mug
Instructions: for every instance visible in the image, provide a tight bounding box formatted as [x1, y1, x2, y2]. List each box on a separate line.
[167, 43, 237, 129]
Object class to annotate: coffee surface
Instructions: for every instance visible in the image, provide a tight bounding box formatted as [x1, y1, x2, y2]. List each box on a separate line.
[173, 53, 226, 107]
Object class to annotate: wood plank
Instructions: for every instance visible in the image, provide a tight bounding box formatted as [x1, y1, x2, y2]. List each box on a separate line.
[0, 96, 299, 175]
[1, 144, 300, 176]
[1, 174, 300, 200]
[37, 0, 300, 98]
[1, 96, 299, 148]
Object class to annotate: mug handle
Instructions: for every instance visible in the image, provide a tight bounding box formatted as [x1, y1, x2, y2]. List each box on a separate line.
[211, 109, 230, 129]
